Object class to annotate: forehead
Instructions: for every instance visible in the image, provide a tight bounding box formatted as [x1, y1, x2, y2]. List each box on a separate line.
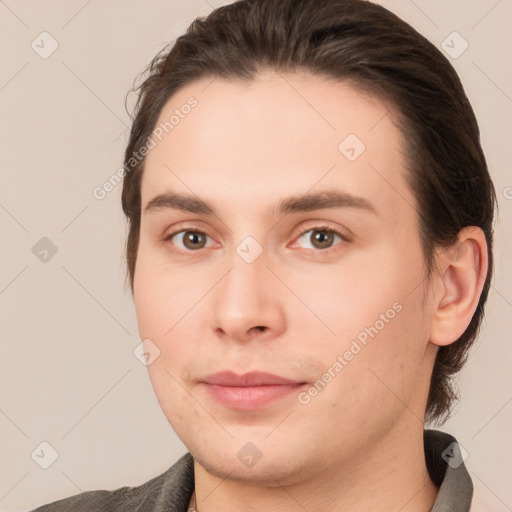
[141, 71, 415, 222]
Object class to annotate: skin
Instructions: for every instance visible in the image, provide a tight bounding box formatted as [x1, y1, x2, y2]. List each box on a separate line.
[133, 71, 488, 511]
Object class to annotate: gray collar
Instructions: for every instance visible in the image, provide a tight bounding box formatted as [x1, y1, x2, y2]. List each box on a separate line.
[426, 429, 473, 511]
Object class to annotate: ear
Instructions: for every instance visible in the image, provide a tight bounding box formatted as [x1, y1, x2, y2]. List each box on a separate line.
[429, 226, 489, 347]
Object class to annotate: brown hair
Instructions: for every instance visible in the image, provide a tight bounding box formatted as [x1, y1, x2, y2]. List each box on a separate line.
[121, 0, 497, 425]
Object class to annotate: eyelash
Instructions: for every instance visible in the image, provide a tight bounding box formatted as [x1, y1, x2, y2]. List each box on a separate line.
[163, 224, 349, 254]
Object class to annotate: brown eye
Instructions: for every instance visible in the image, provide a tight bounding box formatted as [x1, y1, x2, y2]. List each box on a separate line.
[311, 230, 335, 249]
[167, 230, 211, 251]
[295, 227, 346, 250]
[183, 231, 207, 250]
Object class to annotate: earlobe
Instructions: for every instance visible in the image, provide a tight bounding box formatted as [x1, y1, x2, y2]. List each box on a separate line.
[429, 226, 488, 347]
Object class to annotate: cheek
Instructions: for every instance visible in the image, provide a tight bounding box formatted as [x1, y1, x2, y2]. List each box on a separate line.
[133, 261, 202, 411]
[286, 244, 428, 392]
[296, 296, 428, 437]
[133, 247, 204, 340]
[278, 244, 407, 339]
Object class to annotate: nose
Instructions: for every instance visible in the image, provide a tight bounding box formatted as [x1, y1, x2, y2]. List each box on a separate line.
[211, 248, 286, 344]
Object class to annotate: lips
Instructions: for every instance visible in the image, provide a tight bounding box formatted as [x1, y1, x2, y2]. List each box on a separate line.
[202, 371, 304, 386]
[200, 371, 307, 410]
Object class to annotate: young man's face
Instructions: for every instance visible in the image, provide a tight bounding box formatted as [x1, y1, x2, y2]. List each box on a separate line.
[134, 72, 438, 484]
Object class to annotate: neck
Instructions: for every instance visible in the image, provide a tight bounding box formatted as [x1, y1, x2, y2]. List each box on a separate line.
[190, 422, 439, 512]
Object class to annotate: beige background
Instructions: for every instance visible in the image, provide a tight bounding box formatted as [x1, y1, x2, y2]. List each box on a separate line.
[0, 1, 510, 510]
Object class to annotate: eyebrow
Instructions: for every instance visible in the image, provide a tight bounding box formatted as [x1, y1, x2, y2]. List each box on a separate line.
[143, 190, 377, 217]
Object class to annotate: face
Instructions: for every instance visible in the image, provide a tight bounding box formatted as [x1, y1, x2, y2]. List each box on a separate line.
[134, 72, 438, 485]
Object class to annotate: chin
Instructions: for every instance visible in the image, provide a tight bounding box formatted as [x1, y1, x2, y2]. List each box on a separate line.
[187, 433, 319, 488]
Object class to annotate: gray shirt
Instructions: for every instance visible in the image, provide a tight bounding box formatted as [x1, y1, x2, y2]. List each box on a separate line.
[31, 429, 472, 511]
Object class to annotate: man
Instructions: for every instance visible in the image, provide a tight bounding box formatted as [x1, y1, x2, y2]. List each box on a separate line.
[33, 0, 496, 510]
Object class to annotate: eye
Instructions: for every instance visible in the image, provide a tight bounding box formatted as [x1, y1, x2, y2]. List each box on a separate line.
[165, 230, 214, 251]
[163, 225, 348, 253]
[294, 226, 348, 251]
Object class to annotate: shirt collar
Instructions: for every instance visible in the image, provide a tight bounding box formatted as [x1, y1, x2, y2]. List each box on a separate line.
[425, 429, 473, 511]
